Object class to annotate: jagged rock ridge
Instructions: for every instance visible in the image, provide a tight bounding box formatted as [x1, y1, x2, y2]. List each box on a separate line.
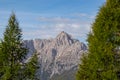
[24, 31, 87, 80]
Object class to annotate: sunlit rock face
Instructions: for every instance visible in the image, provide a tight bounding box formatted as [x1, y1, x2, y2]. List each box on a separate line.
[24, 31, 87, 80]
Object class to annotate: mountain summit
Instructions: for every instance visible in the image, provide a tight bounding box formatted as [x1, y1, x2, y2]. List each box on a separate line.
[56, 31, 74, 46]
[24, 31, 87, 80]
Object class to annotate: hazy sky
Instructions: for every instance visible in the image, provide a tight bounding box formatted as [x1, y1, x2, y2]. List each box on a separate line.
[0, 0, 105, 43]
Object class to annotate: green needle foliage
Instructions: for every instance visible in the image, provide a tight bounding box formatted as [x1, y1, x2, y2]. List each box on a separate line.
[76, 0, 120, 80]
[0, 12, 40, 80]
[0, 13, 27, 80]
[24, 53, 40, 80]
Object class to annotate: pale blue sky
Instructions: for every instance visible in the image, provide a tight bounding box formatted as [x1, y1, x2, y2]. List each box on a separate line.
[0, 0, 105, 43]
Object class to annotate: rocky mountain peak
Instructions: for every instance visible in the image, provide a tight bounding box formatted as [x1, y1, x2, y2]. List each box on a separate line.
[56, 31, 73, 45]
[24, 31, 87, 80]
[56, 31, 72, 39]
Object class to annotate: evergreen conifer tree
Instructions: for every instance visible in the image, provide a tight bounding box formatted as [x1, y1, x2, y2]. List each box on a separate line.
[0, 12, 40, 80]
[0, 13, 27, 80]
[76, 0, 120, 80]
[24, 53, 40, 80]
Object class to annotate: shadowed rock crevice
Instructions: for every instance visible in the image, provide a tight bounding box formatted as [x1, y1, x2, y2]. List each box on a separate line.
[24, 31, 87, 80]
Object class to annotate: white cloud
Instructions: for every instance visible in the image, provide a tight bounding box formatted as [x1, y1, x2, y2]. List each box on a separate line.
[39, 17, 72, 23]
[74, 13, 95, 19]
[0, 11, 94, 42]
[23, 13, 93, 42]
[75, 13, 88, 17]
[22, 20, 91, 42]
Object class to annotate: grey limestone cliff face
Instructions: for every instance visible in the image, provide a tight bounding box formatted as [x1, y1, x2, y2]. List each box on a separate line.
[23, 40, 35, 60]
[24, 31, 87, 80]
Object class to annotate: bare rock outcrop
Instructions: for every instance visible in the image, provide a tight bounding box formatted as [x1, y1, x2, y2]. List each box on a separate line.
[24, 31, 87, 80]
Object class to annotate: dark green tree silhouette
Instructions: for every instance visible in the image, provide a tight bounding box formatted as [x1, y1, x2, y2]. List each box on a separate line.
[24, 53, 40, 80]
[0, 12, 40, 80]
[76, 0, 120, 80]
[0, 13, 27, 80]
